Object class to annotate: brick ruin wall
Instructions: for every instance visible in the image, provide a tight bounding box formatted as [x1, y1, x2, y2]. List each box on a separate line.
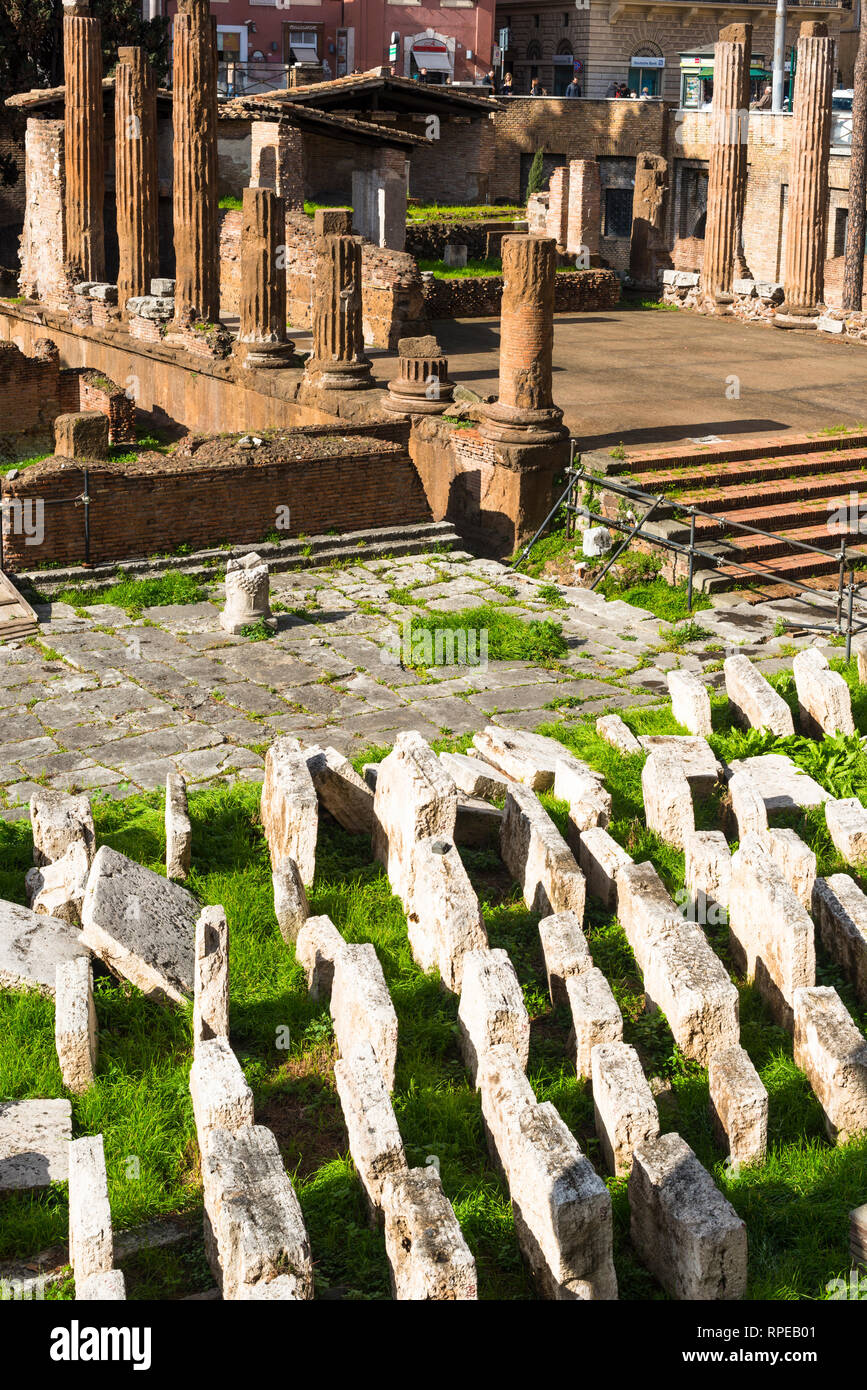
[0, 337, 134, 445]
[421, 267, 621, 319]
[219, 209, 426, 350]
[0, 427, 430, 569]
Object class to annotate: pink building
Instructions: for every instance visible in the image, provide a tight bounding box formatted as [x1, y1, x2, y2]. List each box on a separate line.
[153, 1, 496, 90]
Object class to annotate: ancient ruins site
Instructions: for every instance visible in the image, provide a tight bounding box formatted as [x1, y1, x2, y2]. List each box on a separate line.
[0, 0, 866, 1323]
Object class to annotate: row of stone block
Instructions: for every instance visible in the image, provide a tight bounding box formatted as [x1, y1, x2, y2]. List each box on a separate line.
[724, 649, 854, 739]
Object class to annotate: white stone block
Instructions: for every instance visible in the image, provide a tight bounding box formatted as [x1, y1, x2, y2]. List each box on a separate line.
[30, 789, 95, 869]
[381, 1166, 477, 1300]
[331, 942, 399, 1092]
[724, 654, 794, 736]
[458, 947, 530, 1086]
[645, 920, 740, 1065]
[826, 797, 867, 865]
[26, 840, 90, 926]
[68, 1134, 113, 1283]
[708, 1044, 768, 1166]
[729, 833, 815, 1028]
[591, 1041, 659, 1177]
[757, 828, 816, 912]
[614, 860, 682, 976]
[812, 873, 867, 1001]
[439, 750, 513, 800]
[792, 645, 855, 737]
[295, 914, 347, 1001]
[305, 745, 373, 834]
[334, 1039, 407, 1221]
[794, 986, 867, 1143]
[728, 770, 768, 837]
[684, 830, 731, 920]
[577, 826, 631, 910]
[193, 906, 229, 1046]
[538, 909, 591, 1006]
[190, 1036, 255, 1138]
[500, 783, 586, 919]
[638, 735, 721, 798]
[407, 836, 486, 992]
[272, 856, 309, 945]
[728, 753, 829, 812]
[473, 725, 600, 791]
[642, 751, 694, 849]
[595, 714, 642, 755]
[260, 737, 318, 884]
[554, 759, 612, 848]
[76, 1268, 126, 1300]
[668, 668, 712, 736]
[372, 730, 457, 907]
[565, 967, 623, 1079]
[0, 1098, 71, 1189]
[165, 773, 192, 881]
[55, 954, 97, 1094]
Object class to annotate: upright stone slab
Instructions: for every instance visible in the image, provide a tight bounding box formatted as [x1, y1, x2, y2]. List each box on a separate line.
[0, 1098, 71, 1189]
[591, 1041, 659, 1177]
[191, 1036, 255, 1138]
[577, 826, 631, 910]
[295, 914, 347, 1001]
[629, 1132, 748, 1300]
[724, 654, 794, 735]
[333, 1039, 407, 1222]
[331, 942, 399, 1092]
[644, 920, 740, 1065]
[63, 2, 105, 282]
[757, 828, 816, 912]
[381, 1167, 477, 1300]
[202, 1124, 313, 1300]
[728, 832, 815, 1027]
[68, 1134, 113, 1282]
[538, 909, 591, 1006]
[439, 750, 514, 800]
[458, 947, 530, 1086]
[193, 905, 229, 1045]
[641, 751, 694, 850]
[77, 1269, 126, 1300]
[554, 760, 612, 845]
[615, 860, 682, 976]
[728, 770, 769, 838]
[728, 753, 829, 813]
[407, 837, 487, 992]
[668, 668, 712, 736]
[794, 986, 867, 1142]
[473, 726, 598, 791]
[372, 731, 457, 908]
[595, 713, 642, 755]
[26, 840, 90, 926]
[272, 856, 309, 945]
[700, 24, 751, 305]
[55, 954, 97, 1094]
[172, 0, 220, 324]
[792, 646, 854, 736]
[30, 789, 95, 869]
[812, 874, 867, 1001]
[0, 900, 87, 997]
[708, 1044, 768, 1165]
[165, 773, 192, 881]
[479, 236, 567, 445]
[479, 1044, 617, 1299]
[260, 737, 318, 884]
[305, 233, 372, 389]
[79, 845, 199, 1004]
[236, 186, 295, 368]
[684, 830, 731, 921]
[304, 745, 372, 834]
[566, 158, 601, 259]
[630, 153, 669, 287]
[114, 46, 159, 309]
[637, 735, 721, 798]
[501, 784, 586, 919]
[565, 968, 623, 1079]
[826, 797, 867, 865]
[780, 24, 835, 318]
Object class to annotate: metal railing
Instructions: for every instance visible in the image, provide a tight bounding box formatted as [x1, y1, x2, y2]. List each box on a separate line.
[511, 443, 867, 658]
[217, 62, 293, 98]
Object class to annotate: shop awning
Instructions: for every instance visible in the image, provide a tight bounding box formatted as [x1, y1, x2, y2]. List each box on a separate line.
[750, 66, 770, 77]
[413, 45, 452, 72]
[291, 44, 318, 63]
[698, 68, 714, 78]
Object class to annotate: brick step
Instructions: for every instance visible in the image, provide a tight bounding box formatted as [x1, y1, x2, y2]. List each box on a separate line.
[680, 469, 867, 522]
[712, 522, 867, 564]
[690, 492, 867, 542]
[618, 446, 867, 496]
[610, 429, 867, 475]
[714, 544, 867, 583]
[15, 521, 465, 600]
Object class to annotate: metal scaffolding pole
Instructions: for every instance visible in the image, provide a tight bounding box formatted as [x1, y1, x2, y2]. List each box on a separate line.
[772, 0, 788, 111]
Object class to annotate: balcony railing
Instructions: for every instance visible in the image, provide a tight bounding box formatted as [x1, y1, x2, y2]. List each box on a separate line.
[217, 62, 293, 99]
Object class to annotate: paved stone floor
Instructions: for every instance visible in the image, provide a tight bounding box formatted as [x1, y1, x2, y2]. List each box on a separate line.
[371, 310, 867, 451]
[0, 549, 851, 820]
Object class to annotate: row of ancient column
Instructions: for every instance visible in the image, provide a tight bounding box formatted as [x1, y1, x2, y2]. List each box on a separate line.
[63, 0, 218, 325]
[700, 19, 835, 320]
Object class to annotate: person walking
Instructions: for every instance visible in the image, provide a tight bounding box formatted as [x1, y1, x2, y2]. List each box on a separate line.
[502, 71, 514, 96]
[529, 76, 546, 96]
[565, 75, 581, 98]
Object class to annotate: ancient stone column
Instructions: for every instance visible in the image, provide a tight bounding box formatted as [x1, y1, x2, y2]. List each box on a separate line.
[236, 187, 295, 368]
[780, 22, 835, 320]
[383, 335, 455, 416]
[546, 166, 569, 252]
[114, 47, 159, 312]
[63, 1, 105, 282]
[172, 0, 220, 325]
[700, 24, 752, 305]
[630, 153, 670, 287]
[480, 234, 565, 443]
[305, 234, 372, 390]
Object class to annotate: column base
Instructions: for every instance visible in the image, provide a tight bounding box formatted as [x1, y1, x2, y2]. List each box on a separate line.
[478, 400, 567, 446]
[382, 378, 455, 416]
[235, 339, 297, 369]
[773, 308, 820, 330]
[304, 358, 374, 391]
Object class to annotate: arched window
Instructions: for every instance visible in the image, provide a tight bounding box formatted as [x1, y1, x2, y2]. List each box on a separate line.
[557, 40, 573, 55]
[526, 39, 542, 60]
[629, 41, 664, 97]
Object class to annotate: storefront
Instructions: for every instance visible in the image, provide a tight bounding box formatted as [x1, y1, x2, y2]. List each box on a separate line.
[407, 35, 455, 86]
[628, 48, 664, 97]
[679, 46, 774, 108]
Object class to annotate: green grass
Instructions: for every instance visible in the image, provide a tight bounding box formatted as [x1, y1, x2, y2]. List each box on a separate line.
[35, 571, 207, 617]
[419, 256, 588, 280]
[599, 575, 712, 623]
[407, 603, 568, 667]
[218, 196, 243, 211]
[407, 203, 523, 222]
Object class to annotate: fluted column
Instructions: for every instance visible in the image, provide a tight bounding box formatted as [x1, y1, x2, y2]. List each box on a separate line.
[480, 234, 565, 443]
[63, 1, 105, 282]
[237, 187, 295, 367]
[700, 24, 752, 304]
[781, 22, 835, 318]
[115, 46, 159, 312]
[172, 0, 220, 325]
[305, 234, 372, 389]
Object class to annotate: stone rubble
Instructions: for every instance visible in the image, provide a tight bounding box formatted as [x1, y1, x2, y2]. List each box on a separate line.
[458, 947, 530, 1086]
[272, 856, 309, 944]
[80, 845, 199, 1005]
[331, 942, 399, 1091]
[793, 985, 867, 1143]
[729, 833, 815, 1028]
[792, 646, 855, 737]
[595, 714, 642, 755]
[473, 726, 601, 792]
[333, 1038, 407, 1222]
[812, 873, 867, 1001]
[372, 730, 457, 908]
[629, 1131, 748, 1300]
[406, 836, 487, 992]
[440, 750, 514, 800]
[165, 772, 192, 881]
[501, 783, 586, 918]
[708, 1044, 768, 1166]
[381, 1166, 478, 1300]
[55, 954, 97, 1094]
[305, 744, 373, 834]
[724, 654, 795, 736]
[260, 736, 318, 884]
[591, 1041, 660, 1177]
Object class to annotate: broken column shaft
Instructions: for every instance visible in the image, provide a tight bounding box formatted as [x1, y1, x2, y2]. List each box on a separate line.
[63, 2, 105, 282]
[237, 187, 295, 368]
[781, 23, 835, 319]
[172, 0, 220, 325]
[305, 233, 372, 390]
[480, 234, 565, 443]
[114, 46, 159, 311]
[700, 24, 751, 305]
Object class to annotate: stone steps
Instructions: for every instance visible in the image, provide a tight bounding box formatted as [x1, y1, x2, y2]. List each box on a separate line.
[16, 521, 464, 599]
[624, 446, 867, 495]
[610, 430, 867, 476]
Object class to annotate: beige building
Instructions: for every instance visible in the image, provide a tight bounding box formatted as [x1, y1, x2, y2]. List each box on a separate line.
[496, 0, 849, 100]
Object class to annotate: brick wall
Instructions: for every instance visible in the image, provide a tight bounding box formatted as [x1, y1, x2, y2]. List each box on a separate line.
[0, 339, 132, 443]
[1, 431, 431, 568]
[421, 267, 620, 317]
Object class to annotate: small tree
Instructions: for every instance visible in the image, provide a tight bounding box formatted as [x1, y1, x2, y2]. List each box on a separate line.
[526, 148, 546, 198]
